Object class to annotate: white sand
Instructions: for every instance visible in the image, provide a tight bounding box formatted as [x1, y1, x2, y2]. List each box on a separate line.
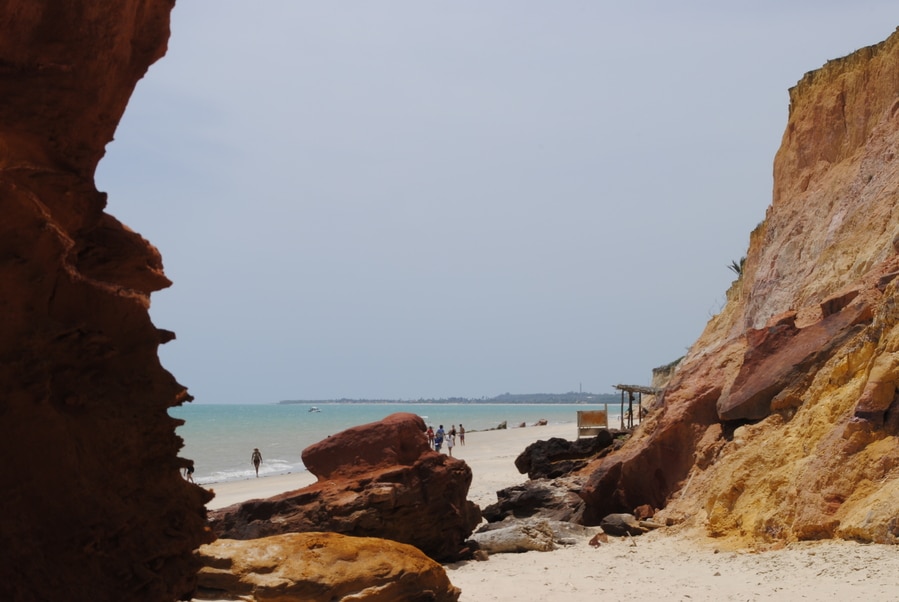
[206, 423, 571, 511]
[205, 471, 317, 510]
[202, 423, 899, 601]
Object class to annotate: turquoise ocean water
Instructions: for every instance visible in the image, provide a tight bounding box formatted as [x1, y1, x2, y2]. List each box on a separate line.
[169, 403, 620, 485]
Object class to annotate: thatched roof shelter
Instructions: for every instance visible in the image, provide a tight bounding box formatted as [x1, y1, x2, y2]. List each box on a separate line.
[613, 384, 661, 429]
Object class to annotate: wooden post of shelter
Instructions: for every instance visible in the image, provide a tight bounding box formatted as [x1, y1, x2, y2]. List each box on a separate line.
[614, 384, 662, 430]
[628, 391, 635, 429]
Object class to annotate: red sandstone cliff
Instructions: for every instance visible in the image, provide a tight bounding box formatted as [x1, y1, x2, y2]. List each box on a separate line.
[582, 27, 899, 547]
[0, 3, 212, 601]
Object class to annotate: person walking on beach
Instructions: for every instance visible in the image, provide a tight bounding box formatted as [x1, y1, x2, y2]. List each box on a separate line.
[251, 448, 263, 477]
[449, 425, 457, 446]
[183, 461, 195, 483]
[459, 424, 465, 445]
[435, 425, 445, 452]
[426, 425, 435, 449]
[446, 431, 455, 456]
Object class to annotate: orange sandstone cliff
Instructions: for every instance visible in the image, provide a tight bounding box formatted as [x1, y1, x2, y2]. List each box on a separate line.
[0, 3, 212, 601]
[582, 27, 899, 546]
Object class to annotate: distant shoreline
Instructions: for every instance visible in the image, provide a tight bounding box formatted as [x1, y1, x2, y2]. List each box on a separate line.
[277, 393, 621, 405]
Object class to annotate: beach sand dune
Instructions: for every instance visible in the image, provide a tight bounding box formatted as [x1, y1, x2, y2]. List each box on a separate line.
[203, 423, 899, 601]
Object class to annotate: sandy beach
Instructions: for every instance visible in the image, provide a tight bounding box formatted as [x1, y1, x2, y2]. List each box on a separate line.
[203, 423, 899, 601]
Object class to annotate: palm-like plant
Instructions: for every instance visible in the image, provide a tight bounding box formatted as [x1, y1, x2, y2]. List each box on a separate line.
[728, 257, 746, 276]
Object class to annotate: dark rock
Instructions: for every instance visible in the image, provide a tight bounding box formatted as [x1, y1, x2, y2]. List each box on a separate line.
[600, 513, 646, 537]
[514, 433, 614, 479]
[482, 477, 585, 523]
[209, 413, 481, 562]
[820, 290, 859, 317]
[877, 270, 899, 290]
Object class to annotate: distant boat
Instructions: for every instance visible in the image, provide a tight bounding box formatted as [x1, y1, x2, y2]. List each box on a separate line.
[308, 406, 321, 413]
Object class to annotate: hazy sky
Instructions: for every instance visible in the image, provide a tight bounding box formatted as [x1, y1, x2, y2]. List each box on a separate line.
[96, 2, 898, 403]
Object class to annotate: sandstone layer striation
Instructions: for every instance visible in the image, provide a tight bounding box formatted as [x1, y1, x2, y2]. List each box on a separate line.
[0, 2, 212, 600]
[581, 27, 899, 546]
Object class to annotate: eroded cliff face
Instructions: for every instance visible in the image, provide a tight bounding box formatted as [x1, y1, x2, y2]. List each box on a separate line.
[0, 3, 213, 600]
[582, 27, 899, 546]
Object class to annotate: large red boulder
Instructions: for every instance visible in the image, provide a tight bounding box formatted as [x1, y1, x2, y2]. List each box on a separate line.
[209, 413, 482, 562]
[302, 411, 431, 479]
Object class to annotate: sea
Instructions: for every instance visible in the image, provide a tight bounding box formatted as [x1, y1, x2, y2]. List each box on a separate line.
[169, 402, 622, 485]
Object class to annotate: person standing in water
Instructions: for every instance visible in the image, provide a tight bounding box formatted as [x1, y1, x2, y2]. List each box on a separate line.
[251, 448, 263, 477]
[435, 425, 445, 452]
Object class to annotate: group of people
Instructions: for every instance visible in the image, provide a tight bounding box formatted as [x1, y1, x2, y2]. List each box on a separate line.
[425, 423, 465, 456]
[189, 432, 466, 484]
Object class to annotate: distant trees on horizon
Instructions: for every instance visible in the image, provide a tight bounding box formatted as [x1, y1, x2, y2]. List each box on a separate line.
[278, 391, 620, 405]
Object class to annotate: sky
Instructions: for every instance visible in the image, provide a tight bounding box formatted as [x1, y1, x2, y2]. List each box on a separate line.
[95, 2, 899, 404]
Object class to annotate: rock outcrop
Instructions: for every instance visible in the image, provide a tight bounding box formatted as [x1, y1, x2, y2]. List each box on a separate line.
[598, 513, 650, 537]
[514, 432, 615, 479]
[196, 533, 461, 602]
[471, 518, 596, 554]
[482, 477, 586, 523]
[470, 521, 556, 554]
[581, 27, 899, 546]
[209, 413, 482, 562]
[0, 3, 212, 601]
